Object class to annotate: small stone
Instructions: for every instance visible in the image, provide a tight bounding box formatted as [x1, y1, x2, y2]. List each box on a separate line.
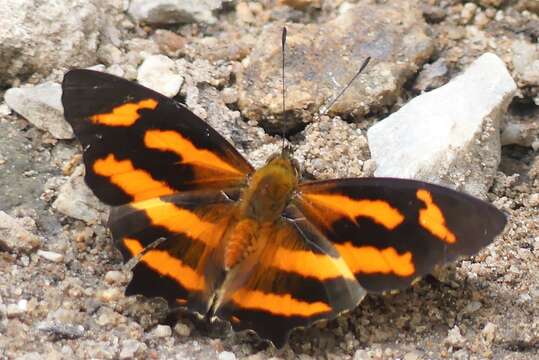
[461, 3, 478, 24]
[52, 165, 107, 224]
[137, 55, 183, 97]
[462, 301, 482, 315]
[37, 323, 85, 339]
[482, 322, 497, 344]
[6, 299, 28, 317]
[353, 349, 370, 360]
[149, 324, 172, 338]
[37, 250, 64, 263]
[236, 2, 255, 23]
[104, 271, 125, 284]
[153, 29, 186, 57]
[221, 87, 238, 104]
[128, 0, 223, 25]
[512, 40, 539, 85]
[97, 288, 123, 302]
[403, 351, 423, 360]
[4, 82, 73, 139]
[278, 0, 320, 9]
[119, 339, 146, 359]
[218, 351, 236, 360]
[528, 193, 539, 207]
[174, 322, 191, 337]
[445, 326, 466, 347]
[413, 58, 448, 92]
[368, 53, 517, 198]
[97, 44, 123, 65]
[0, 102, 11, 116]
[0, 211, 42, 253]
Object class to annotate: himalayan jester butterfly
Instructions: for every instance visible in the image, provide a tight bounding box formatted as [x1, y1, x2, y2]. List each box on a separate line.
[61, 55, 506, 347]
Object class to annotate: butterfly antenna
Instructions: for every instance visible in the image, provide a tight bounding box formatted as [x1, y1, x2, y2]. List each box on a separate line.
[316, 56, 371, 118]
[281, 26, 287, 153]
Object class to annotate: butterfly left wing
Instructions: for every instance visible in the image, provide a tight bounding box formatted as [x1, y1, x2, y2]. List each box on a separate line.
[214, 216, 366, 347]
[111, 190, 238, 315]
[294, 178, 507, 293]
[62, 69, 253, 206]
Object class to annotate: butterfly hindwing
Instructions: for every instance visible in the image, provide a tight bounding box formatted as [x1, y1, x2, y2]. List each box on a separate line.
[215, 214, 366, 347]
[294, 178, 507, 292]
[61, 69, 253, 206]
[111, 190, 238, 314]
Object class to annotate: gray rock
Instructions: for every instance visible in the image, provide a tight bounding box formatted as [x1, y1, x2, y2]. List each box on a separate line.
[128, 0, 223, 25]
[52, 166, 108, 224]
[0, 211, 42, 253]
[137, 55, 184, 97]
[119, 339, 147, 359]
[368, 53, 517, 199]
[511, 40, 539, 105]
[501, 104, 539, 148]
[413, 58, 449, 92]
[0, 0, 103, 85]
[237, 1, 434, 131]
[4, 82, 74, 139]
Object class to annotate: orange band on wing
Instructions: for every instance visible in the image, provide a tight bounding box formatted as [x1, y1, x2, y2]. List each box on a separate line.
[335, 243, 415, 277]
[140, 248, 205, 291]
[90, 99, 158, 126]
[303, 193, 404, 230]
[93, 154, 175, 201]
[231, 289, 331, 317]
[123, 237, 145, 257]
[144, 130, 243, 176]
[131, 198, 217, 247]
[270, 247, 355, 281]
[416, 189, 456, 244]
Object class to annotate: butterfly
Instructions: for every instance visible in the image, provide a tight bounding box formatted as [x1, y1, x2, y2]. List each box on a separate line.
[61, 68, 507, 347]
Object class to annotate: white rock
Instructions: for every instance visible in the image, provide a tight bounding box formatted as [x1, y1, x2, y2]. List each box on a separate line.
[368, 53, 517, 198]
[52, 165, 107, 224]
[137, 55, 183, 97]
[4, 82, 74, 139]
[37, 250, 64, 263]
[0, 0, 103, 85]
[0, 211, 42, 252]
[128, 0, 223, 25]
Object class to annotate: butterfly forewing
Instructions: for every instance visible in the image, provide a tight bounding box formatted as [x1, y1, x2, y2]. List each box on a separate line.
[295, 178, 507, 292]
[62, 69, 253, 206]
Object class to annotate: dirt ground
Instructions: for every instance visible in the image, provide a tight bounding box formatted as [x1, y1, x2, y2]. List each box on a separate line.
[0, 0, 538, 359]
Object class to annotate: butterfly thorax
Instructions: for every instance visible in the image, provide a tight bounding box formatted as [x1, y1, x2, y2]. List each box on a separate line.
[223, 153, 299, 269]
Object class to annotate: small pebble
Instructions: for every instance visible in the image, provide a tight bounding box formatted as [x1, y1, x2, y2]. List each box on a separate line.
[445, 326, 466, 347]
[403, 351, 423, 360]
[528, 193, 539, 207]
[218, 351, 236, 360]
[174, 323, 191, 337]
[104, 270, 125, 284]
[150, 324, 172, 338]
[119, 339, 146, 359]
[482, 322, 497, 344]
[97, 288, 123, 302]
[37, 250, 64, 263]
[6, 299, 28, 317]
